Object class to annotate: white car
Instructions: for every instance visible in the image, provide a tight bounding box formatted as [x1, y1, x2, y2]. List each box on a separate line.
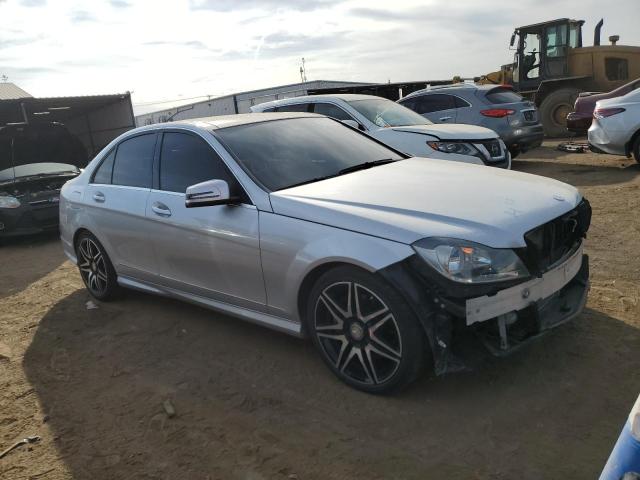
[251, 94, 512, 169]
[588, 88, 640, 162]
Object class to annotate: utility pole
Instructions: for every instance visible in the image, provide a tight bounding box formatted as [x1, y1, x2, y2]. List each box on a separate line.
[299, 58, 307, 83]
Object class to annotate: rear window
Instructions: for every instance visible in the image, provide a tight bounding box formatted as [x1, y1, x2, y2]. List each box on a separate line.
[275, 103, 310, 113]
[485, 88, 523, 104]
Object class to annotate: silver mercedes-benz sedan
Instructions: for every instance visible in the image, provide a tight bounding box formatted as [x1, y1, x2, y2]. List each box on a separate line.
[60, 112, 591, 393]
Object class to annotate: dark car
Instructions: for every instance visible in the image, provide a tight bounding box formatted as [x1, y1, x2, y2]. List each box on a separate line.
[0, 122, 87, 237]
[567, 78, 640, 135]
[398, 84, 544, 158]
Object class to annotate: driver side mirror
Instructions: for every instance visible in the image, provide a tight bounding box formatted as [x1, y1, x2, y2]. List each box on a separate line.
[185, 179, 238, 208]
[341, 119, 365, 131]
[510, 32, 516, 48]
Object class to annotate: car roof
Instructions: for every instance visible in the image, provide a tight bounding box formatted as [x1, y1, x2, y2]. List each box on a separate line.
[402, 83, 508, 100]
[141, 112, 322, 132]
[255, 93, 380, 108]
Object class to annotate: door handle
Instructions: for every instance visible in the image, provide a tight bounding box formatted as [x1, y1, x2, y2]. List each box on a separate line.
[439, 116, 452, 121]
[93, 192, 105, 203]
[151, 201, 171, 217]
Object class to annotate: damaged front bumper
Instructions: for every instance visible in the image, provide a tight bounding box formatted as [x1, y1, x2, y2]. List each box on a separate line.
[380, 246, 590, 375]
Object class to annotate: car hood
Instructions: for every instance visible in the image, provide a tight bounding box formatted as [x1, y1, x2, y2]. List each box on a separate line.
[390, 123, 498, 140]
[270, 158, 582, 248]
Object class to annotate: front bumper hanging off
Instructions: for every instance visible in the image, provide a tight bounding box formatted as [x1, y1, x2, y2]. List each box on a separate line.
[380, 248, 590, 375]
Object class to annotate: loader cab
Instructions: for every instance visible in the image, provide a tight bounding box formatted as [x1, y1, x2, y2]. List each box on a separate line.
[511, 18, 584, 92]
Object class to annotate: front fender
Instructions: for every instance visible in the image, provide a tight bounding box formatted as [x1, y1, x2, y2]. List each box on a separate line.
[258, 211, 414, 322]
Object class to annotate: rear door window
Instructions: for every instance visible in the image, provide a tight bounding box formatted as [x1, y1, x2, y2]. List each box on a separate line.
[92, 149, 115, 184]
[159, 132, 236, 194]
[413, 94, 455, 114]
[274, 103, 310, 112]
[485, 88, 524, 104]
[112, 133, 156, 188]
[312, 103, 353, 121]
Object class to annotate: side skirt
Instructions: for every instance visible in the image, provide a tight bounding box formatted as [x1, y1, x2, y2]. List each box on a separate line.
[117, 276, 304, 337]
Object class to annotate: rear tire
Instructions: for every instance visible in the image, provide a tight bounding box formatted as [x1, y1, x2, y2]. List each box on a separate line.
[539, 88, 580, 138]
[306, 266, 426, 394]
[75, 231, 119, 301]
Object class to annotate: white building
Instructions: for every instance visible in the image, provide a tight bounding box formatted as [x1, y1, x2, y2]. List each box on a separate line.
[135, 80, 372, 126]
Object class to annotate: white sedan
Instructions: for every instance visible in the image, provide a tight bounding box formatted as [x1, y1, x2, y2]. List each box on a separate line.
[588, 88, 640, 162]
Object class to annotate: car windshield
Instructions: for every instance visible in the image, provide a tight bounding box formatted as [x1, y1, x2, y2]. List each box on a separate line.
[216, 117, 404, 191]
[347, 98, 433, 127]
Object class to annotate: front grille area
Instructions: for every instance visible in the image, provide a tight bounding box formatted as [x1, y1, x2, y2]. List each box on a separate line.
[520, 199, 592, 275]
[480, 139, 502, 158]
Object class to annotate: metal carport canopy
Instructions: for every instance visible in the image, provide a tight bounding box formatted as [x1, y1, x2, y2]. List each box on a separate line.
[0, 92, 135, 157]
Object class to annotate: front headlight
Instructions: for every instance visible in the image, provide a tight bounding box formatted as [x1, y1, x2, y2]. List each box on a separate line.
[413, 238, 529, 284]
[426, 141, 479, 157]
[0, 195, 21, 209]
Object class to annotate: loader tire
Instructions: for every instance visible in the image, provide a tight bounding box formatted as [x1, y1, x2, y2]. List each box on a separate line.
[539, 88, 581, 138]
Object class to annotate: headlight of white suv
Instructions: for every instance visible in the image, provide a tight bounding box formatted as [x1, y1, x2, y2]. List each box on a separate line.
[413, 238, 529, 284]
[426, 141, 480, 158]
[0, 195, 21, 209]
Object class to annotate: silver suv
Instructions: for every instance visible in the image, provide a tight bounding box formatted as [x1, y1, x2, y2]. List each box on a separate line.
[60, 113, 590, 393]
[398, 84, 544, 158]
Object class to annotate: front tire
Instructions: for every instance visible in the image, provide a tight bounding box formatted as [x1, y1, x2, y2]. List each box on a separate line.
[306, 266, 426, 394]
[539, 88, 580, 138]
[633, 135, 640, 163]
[76, 232, 118, 301]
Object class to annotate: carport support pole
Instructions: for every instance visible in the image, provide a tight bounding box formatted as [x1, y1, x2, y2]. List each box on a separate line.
[84, 114, 96, 156]
[20, 102, 28, 124]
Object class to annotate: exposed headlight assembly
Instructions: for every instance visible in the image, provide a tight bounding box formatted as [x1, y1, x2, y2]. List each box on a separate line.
[413, 238, 529, 284]
[426, 141, 479, 157]
[0, 195, 21, 209]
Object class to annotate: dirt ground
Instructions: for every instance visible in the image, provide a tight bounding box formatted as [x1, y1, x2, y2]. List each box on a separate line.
[1, 140, 640, 480]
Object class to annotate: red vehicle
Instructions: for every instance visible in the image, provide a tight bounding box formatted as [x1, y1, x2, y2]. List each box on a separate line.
[567, 78, 640, 134]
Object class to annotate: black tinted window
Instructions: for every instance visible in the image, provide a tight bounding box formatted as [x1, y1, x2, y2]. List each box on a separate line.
[275, 103, 310, 112]
[485, 88, 523, 104]
[112, 134, 155, 188]
[92, 149, 115, 184]
[217, 117, 402, 191]
[160, 132, 234, 193]
[413, 94, 455, 114]
[454, 96, 471, 108]
[313, 103, 353, 121]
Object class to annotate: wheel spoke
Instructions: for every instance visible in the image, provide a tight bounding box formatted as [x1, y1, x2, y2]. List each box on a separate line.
[96, 270, 108, 282]
[322, 282, 352, 319]
[341, 346, 373, 384]
[369, 314, 402, 358]
[317, 333, 349, 368]
[79, 242, 91, 261]
[316, 296, 345, 331]
[354, 283, 389, 323]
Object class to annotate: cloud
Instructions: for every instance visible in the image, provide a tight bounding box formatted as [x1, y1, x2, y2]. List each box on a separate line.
[70, 10, 96, 22]
[20, 0, 46, 6]
[221, 31, 349, 60]
[190, 0, 342, 12]
[109, 0, 130, 7]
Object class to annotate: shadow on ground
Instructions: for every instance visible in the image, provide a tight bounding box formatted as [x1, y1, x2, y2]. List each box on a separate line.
[513, 157, 640, 187]
[0, 231, 65, 299]
[20, 287, 640, 479]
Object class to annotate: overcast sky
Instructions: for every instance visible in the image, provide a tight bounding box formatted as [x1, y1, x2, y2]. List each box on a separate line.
[1, 0, 639, 113]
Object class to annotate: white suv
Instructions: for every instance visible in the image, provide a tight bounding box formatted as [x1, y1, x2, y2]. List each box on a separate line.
[251, 94, 511, 169]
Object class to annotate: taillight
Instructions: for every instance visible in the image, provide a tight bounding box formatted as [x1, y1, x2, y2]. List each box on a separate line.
[593, 107, 625, 119]
[480, 109, 515, 118]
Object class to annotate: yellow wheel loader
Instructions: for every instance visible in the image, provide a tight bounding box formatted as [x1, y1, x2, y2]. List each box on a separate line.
[479, 18, 640, 137]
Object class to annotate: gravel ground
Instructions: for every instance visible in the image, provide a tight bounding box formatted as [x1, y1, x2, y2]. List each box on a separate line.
[1, 140, 639, 480]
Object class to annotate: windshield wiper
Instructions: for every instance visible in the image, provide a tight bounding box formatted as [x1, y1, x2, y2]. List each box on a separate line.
[337, 158, 396, 175]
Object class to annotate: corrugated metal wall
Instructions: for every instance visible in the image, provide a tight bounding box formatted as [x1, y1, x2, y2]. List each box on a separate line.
[135, 81, 370, 126]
